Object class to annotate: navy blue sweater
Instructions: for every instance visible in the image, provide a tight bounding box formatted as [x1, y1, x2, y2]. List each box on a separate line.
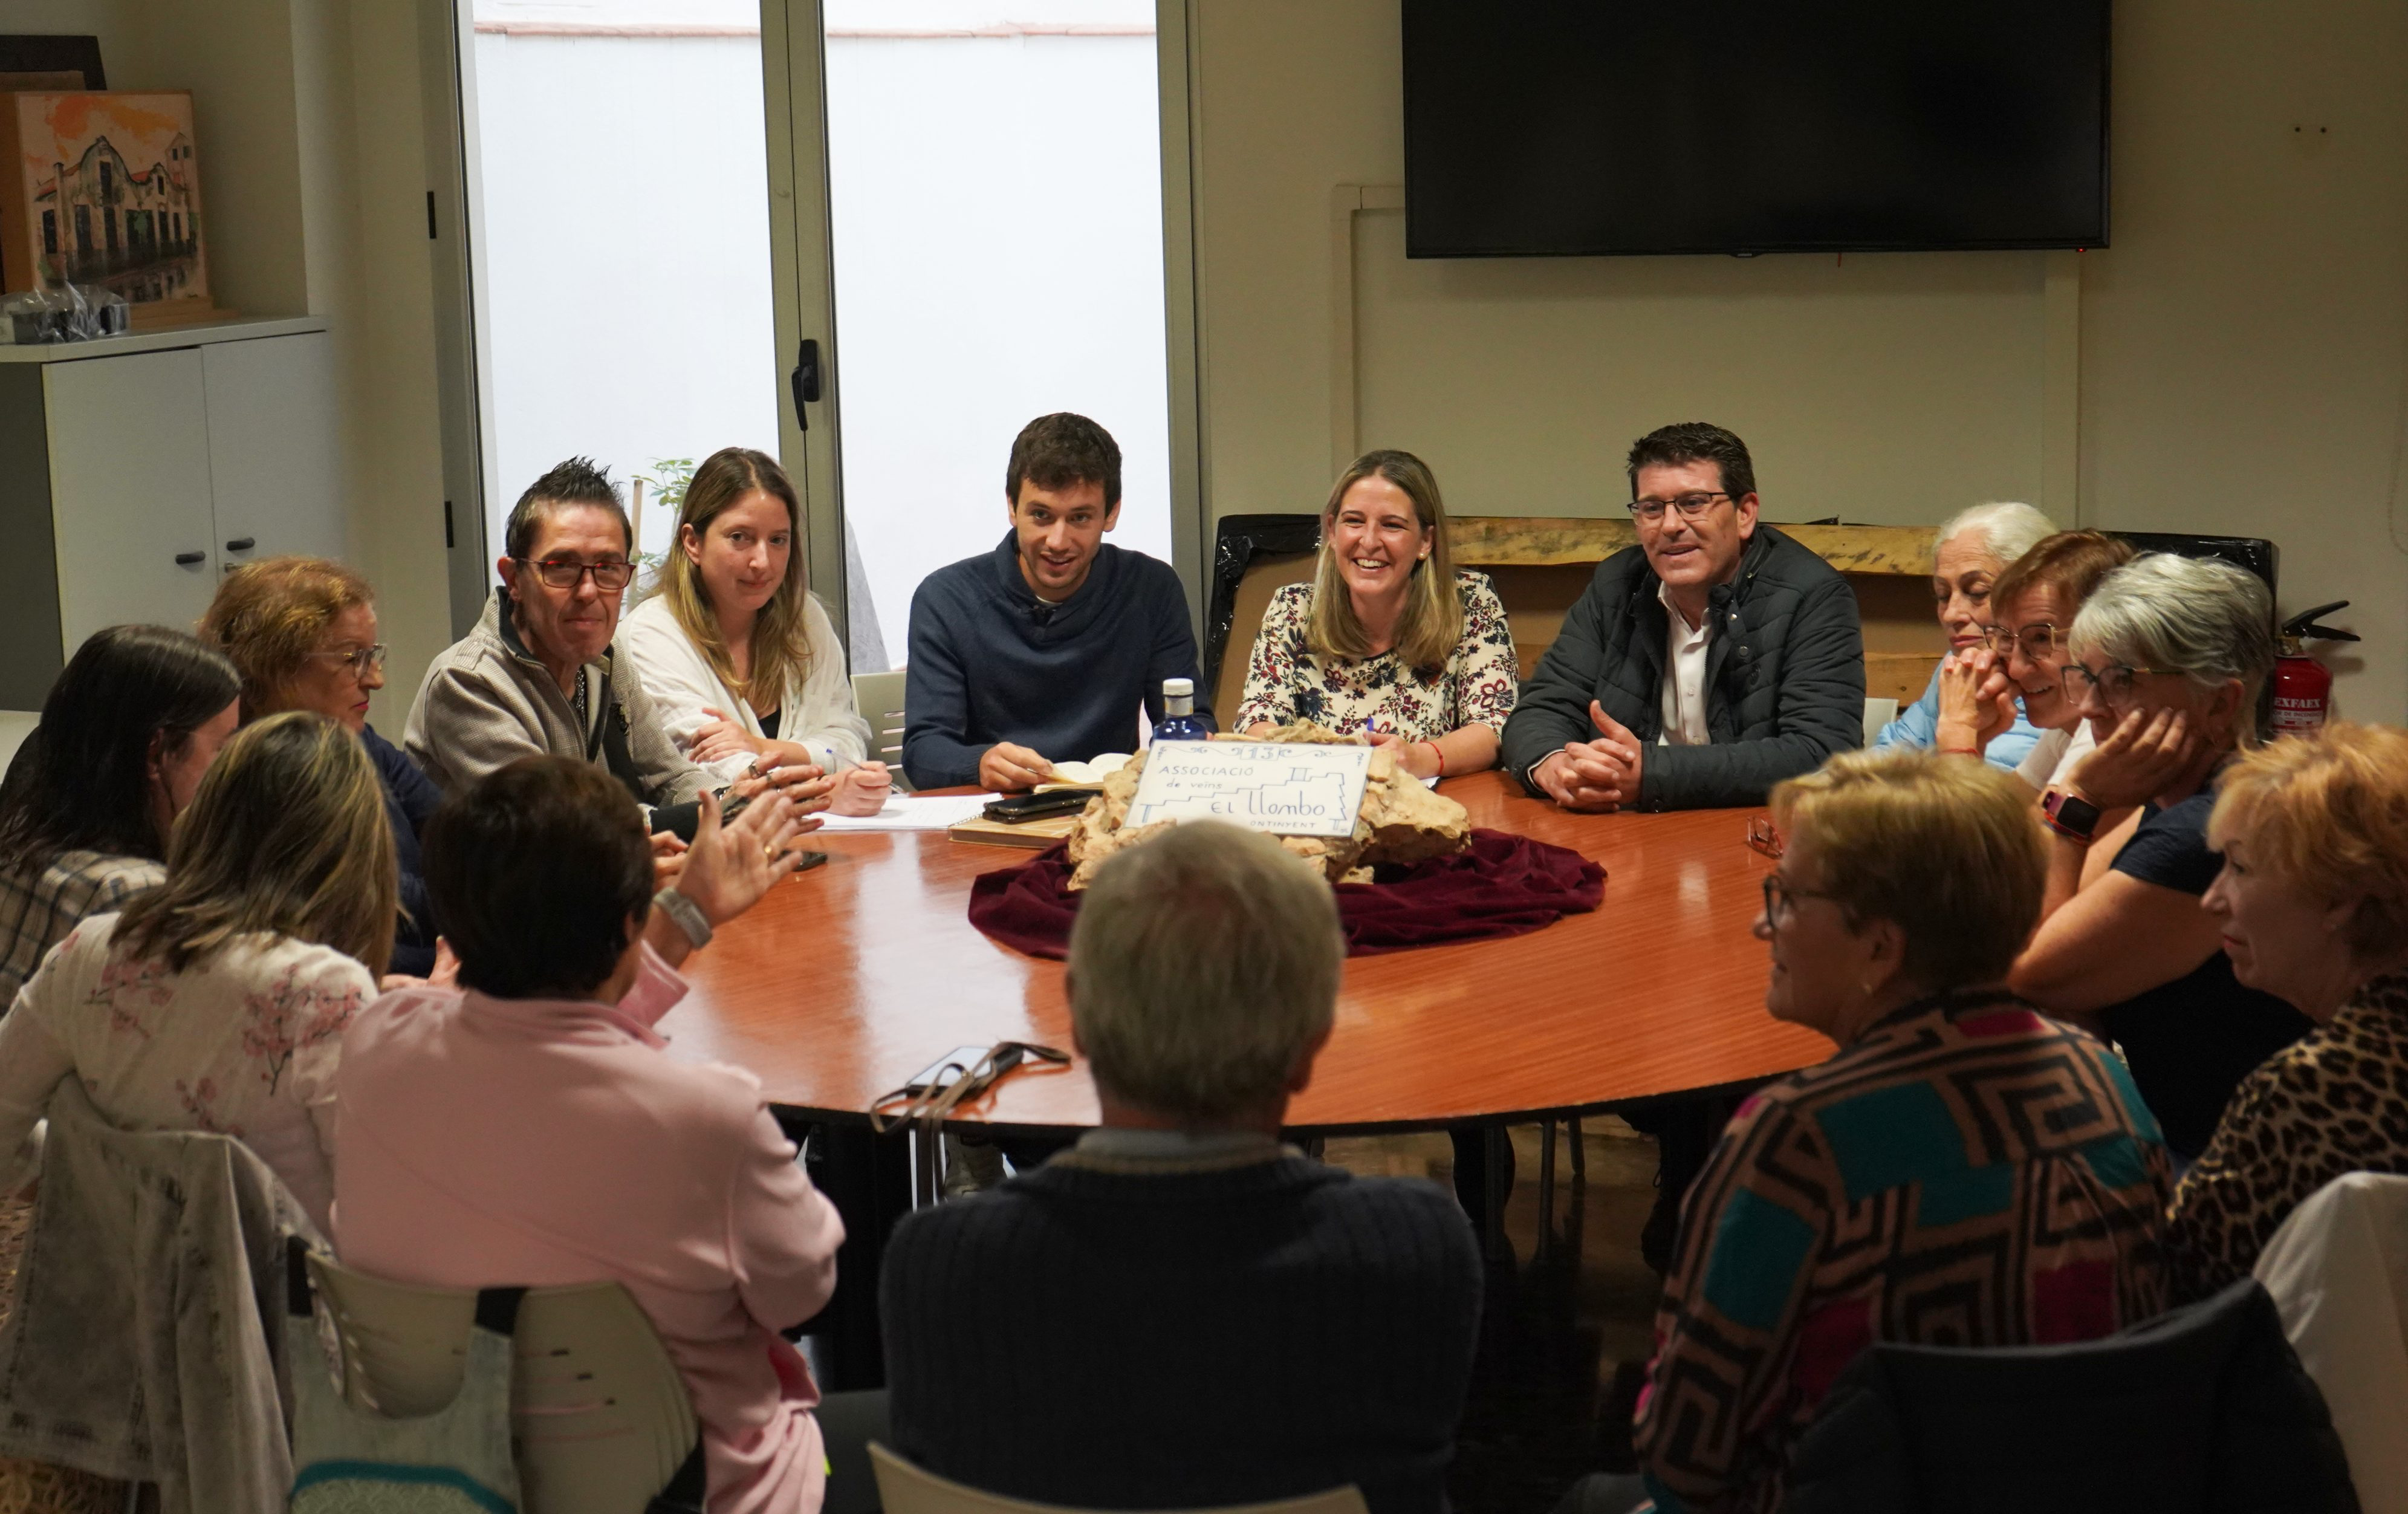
[880, 1150, 1482, 1514]
[362, 724, 441, 977]
[902, 534, 1207, 789]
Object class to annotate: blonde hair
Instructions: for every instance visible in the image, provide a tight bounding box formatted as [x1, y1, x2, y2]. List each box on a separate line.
[649, 447, 811, 709]
[2209, 722, 2408, 961]
[1771, 749, 2046, 991]
[115, 712, 398, 975]
[1306, 450, 1462, 673]
[1069, 822, 1343, 1122]
[199, 556, 375, 719]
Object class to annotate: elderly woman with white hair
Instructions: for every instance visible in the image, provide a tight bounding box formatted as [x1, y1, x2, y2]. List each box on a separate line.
[2010, 553, 2312, 1159]
[1872, 500, 2056, 770]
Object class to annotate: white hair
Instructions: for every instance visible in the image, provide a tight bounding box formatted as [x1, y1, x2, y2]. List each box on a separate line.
[2071, 553, 2276, 732]
[1937, 502, 2057, 567]
[1068, 821, 1342, 1122]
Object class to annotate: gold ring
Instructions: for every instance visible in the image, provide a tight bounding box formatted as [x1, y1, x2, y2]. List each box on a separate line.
[764, 842, 780, 863]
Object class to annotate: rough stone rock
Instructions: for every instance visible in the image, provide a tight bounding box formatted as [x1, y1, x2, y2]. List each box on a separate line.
[1060, 722, 1470, 891]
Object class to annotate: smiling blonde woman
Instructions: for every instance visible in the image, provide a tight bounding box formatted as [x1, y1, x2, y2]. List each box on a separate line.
[1235, 449, 1517, 782]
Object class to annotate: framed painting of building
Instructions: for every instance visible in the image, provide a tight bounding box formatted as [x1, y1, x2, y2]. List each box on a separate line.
[0, 91, 207, 309]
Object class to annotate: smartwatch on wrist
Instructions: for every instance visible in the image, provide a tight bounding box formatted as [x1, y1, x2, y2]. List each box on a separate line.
[2042, 788, 2103, 843]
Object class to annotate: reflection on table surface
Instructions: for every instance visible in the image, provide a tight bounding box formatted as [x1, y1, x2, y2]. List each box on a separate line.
[669, 769, 1825, 1131]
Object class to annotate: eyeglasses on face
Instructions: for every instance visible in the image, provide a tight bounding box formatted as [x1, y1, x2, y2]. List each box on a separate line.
[1981, 622, 2065, 660]
[1759, 871, 1844, 928]
[1626, 491, 1732, 524]
[307, 643, 388, 676]
[521, 556, 635, 591]
[2063, 660, 2184, 704]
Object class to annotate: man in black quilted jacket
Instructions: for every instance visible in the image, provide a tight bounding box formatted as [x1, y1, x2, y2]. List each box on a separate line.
[1502, 421, 1865, 811]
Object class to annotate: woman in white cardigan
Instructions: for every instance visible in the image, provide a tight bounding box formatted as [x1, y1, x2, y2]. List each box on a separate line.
[621, 447, 889, 817]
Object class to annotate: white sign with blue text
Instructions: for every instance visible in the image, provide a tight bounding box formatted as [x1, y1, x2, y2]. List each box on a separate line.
[1124, 741, 1372, 839]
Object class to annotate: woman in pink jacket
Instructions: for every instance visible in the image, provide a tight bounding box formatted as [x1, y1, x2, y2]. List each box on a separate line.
[333, 756, 858, 1514]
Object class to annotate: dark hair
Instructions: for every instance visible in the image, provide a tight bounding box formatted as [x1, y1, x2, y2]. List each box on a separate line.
[423, 756, 653, 999]
[1626, 421, 1756, 504]
[1004, 412, 1121, 509]
[505, 456, 631, 562]
[0, 626, 240, 873]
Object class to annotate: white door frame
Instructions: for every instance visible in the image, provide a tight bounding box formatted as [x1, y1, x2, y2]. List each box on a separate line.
[761, 1, 1210, 653]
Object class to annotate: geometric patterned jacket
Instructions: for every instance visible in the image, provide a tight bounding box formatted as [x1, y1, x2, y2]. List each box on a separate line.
[1634, 989, 2175, 1513]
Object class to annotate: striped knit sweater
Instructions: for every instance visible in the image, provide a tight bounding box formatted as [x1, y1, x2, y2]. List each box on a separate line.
[880, 1144, 1483, 1513]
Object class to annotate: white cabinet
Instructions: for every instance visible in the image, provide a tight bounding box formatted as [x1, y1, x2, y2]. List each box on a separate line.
[0, 320, 341, 709]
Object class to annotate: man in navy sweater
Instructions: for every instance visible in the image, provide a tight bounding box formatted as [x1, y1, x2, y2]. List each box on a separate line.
[881, 821, 1484, 1513]
[902, 413, 1207, 791]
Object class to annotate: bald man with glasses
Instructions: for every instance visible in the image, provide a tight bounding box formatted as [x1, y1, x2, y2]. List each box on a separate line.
[1501, 421, 1866, 813]
[406, 456, 829, 843]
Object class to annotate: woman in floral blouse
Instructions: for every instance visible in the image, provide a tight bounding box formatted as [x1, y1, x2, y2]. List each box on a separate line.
[0, 712, 395, 1235]
[1237, 449, 1517, 778]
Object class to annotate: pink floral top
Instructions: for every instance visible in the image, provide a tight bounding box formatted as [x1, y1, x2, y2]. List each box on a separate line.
[0, 914, 373, 1234]
[1236, 570, 1519, 742]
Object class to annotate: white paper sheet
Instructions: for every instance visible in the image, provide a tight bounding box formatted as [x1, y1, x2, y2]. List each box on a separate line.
[813, 793, 999, 831]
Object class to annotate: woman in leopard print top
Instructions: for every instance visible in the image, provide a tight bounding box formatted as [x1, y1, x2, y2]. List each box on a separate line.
[2165, 723, 2408, 1303]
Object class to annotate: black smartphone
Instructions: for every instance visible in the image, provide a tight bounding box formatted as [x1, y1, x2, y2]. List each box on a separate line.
[984, 788, 1100, 824]
[902, 1045, 995, 1096]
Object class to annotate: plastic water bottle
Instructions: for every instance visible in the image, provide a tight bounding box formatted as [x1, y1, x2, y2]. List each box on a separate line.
[1154, 677, 1212, 744]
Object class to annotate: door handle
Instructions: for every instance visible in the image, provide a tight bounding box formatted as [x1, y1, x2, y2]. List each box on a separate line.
[224, 536, 256, 552]
[790, 338, 821, 431]
[175, 550, 205, 566]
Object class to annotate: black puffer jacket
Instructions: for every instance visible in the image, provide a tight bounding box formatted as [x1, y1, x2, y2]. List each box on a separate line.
[1500, 524, 1865, 811]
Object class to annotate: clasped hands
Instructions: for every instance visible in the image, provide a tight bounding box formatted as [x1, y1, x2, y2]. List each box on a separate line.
[1933, 646, 2017, 756]
[1534, 701, 1645, 813]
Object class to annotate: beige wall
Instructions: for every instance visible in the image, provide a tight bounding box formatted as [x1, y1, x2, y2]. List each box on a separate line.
[1189, 0, 2408, 720]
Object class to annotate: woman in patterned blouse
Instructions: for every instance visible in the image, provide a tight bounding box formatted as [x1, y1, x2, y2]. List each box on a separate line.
[2164, 721, 2408, 1302]
[1562, 750, 2171, 1514]
[0, 712, 395, 1235]
[1236, 450, 1518, 779]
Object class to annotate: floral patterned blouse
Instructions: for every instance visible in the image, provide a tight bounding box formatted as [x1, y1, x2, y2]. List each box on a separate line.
[1235, 571, 1519, 742]
[0, 912, 373, 1235]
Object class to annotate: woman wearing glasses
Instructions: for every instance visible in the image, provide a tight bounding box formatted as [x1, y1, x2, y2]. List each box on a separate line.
[1234, 449, 1517, 779]
[1869, 501, 2054, 770]
[1975, 530, 2138, 793]
[2008, 553, 2311, 1160]
[203, 557, 446, 976]
[1595, 750, 2169, 1514]
[620, 447, 887, 816]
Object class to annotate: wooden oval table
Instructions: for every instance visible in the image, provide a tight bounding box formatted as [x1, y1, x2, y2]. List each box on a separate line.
[670, 769, 1829, 1133]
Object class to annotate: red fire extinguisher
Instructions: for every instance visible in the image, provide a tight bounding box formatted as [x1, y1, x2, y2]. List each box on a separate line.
[2271, 600, 2358, 734]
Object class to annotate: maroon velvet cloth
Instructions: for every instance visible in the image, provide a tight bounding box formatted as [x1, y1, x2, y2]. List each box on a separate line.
[965, 828, 1606, 960]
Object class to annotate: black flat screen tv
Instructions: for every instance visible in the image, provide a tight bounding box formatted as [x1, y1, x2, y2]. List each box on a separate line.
[1402, 1, 2110, 258]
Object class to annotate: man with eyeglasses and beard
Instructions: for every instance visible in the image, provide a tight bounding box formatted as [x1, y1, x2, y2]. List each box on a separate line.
[1501, 421, 1866, 813]
[407, 457, 831, 848]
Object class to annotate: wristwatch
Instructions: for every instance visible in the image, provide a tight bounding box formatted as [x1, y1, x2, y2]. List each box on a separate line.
[2042, 788, 2103, 843]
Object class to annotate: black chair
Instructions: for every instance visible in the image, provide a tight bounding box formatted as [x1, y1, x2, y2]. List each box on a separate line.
[1785, 1280, 2358, 1514]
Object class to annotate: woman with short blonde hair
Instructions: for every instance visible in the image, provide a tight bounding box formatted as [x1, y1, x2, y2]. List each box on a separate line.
[0, 713, 395, 1233]
[2164, 722, 2408, 1300]
[620, 447, 886, 814]
[201, 556, 443, 975]
[1235, 450, 1517, 780]
[1615, 749, 2170, 1514]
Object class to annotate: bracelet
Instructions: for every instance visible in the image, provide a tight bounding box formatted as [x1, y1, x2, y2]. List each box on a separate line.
[1419, 740, 1444, 778]
[654, 886, 712, 949]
